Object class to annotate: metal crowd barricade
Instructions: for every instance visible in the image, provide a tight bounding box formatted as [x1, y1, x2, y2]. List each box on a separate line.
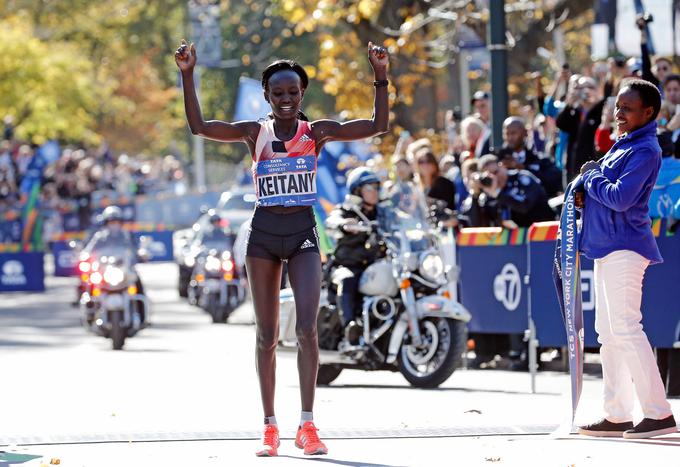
[458, 219, 680, 393]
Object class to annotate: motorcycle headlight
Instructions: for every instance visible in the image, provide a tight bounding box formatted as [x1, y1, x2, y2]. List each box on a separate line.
[419, 252, 444, 282]
[103, 266, 125, 287]
[205, 256, 221, 272]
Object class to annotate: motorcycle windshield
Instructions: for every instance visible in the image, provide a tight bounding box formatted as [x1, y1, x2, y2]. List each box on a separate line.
[377, 203, 431, 253]
[197, 229, 233, 252]
[386, 182, 429, 221]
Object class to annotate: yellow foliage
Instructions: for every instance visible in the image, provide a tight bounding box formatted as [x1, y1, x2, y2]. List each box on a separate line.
[0, 16, 100, 144]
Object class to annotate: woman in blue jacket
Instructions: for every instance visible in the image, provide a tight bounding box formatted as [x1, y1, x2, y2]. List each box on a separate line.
[576, 79, 676, 439]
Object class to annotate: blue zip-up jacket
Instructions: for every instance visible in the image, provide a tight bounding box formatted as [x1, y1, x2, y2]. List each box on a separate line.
[580, 120, 663, 264]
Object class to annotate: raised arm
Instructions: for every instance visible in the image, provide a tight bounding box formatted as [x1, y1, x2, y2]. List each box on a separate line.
[175, 40, 259, 145]
[312, 42, 389, 147]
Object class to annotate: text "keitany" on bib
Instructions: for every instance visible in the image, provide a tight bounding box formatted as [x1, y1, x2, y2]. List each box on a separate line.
[255, 155, 317, 207]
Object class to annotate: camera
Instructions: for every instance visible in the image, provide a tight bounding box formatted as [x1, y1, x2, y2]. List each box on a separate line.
[473, 172, 494, 187]
[637, 12, 654, 25]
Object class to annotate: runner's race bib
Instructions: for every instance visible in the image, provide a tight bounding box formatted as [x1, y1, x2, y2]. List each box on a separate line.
[255, 155, 317, 207]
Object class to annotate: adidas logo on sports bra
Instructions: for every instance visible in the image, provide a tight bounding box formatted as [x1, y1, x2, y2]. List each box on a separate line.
[299, 134, 312, 143]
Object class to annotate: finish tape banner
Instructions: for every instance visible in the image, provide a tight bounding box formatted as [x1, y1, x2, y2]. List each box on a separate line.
[552, 181, 584, 430]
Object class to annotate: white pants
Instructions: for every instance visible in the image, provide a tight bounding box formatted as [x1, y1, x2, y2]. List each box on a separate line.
[594, 250, 672, 422]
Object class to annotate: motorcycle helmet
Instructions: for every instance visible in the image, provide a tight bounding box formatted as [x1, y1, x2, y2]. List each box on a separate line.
[102, 206, 124, 224]
[346, 167, 380, 195]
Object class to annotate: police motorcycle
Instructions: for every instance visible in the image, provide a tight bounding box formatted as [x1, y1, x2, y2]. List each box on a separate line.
[278, 196, 471, 388]
[187, 214, 245, 323]
[78, 207, 151, 350]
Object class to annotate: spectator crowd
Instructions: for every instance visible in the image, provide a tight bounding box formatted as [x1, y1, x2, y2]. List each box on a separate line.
[0, 132, 188, 242]
[374, 16, 680, 232]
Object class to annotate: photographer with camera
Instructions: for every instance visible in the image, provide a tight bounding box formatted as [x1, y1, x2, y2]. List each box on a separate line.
[556, 76, 605, 182]
[477, 154, 555, 228]
[458, 158, 498, 228]
[636, 12, 673, 94]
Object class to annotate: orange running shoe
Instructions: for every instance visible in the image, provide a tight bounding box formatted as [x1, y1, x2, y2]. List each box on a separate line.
[255, 424, 280, 457]
[295, 421, 328, 455]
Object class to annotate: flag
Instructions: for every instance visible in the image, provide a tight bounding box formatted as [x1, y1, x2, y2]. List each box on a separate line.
[233, 77, 269, 122]
[20, 141, 60, 250]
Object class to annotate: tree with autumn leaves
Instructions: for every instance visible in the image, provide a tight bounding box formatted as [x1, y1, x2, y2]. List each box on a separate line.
[3, 0, 594, 163]
[274, 0, 596, 139]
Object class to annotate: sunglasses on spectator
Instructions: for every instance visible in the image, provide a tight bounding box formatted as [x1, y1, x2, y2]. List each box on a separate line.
[417, 159, 433, 165]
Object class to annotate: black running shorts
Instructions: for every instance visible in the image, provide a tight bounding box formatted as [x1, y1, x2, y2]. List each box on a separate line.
[246, 207, 320, 262]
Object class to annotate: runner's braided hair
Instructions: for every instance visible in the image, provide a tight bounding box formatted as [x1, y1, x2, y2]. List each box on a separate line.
[262, 59, 310, 121]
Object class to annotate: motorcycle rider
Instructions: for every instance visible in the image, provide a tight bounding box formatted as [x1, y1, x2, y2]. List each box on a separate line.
[326, 167, 385, 343]
[203, 212, 231, 242]
[84, 206, 138, 255]
[83, 205, 146, 320]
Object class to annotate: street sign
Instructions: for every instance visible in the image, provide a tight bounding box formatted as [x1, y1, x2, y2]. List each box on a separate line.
[188, 0, 222, 68]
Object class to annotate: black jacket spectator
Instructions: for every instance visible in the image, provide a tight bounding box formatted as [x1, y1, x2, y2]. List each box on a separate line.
[556, 99, 605, 182]
[459, 192, 498, 227]
[498, 146, 563, 198]
[425, 176, 456, 211]
[495, 169, 555, 227]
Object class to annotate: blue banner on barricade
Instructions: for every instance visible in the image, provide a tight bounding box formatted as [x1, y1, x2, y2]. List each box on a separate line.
[639, 222, 680, 348]
[528, 220, 680, 348]
[133, 230, 174, 262]
[51, 240, 79, 277]
[456, 228, 529, 334]
[0, 251, 45, 292]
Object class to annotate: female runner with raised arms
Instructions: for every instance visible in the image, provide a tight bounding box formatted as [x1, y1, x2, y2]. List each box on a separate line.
[175, 38, 389, 457]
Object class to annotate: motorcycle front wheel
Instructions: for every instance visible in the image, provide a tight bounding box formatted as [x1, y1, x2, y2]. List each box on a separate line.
[397, 318, 467, 388]
[207, 294, 228, 323]
[316, 364, 343, 386]
[110, 310, 126, 350]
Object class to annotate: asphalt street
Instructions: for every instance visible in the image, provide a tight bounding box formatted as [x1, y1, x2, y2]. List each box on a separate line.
[1, 262, 678, 467]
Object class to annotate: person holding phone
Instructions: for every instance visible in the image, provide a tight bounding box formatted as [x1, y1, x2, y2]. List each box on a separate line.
[576, 79, 676, 439]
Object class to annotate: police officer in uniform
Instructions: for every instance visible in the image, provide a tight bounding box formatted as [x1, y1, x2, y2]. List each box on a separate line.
[326, 168, 385, 342]
[84, 205, 146, 296]
[475, 155, 555, 370]
[84, 206, 138, 255]
[477, 154, 555, 228]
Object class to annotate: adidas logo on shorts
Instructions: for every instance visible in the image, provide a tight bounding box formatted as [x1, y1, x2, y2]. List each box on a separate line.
[300, 134, 312, 142]
[300, 239, 315, 249]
